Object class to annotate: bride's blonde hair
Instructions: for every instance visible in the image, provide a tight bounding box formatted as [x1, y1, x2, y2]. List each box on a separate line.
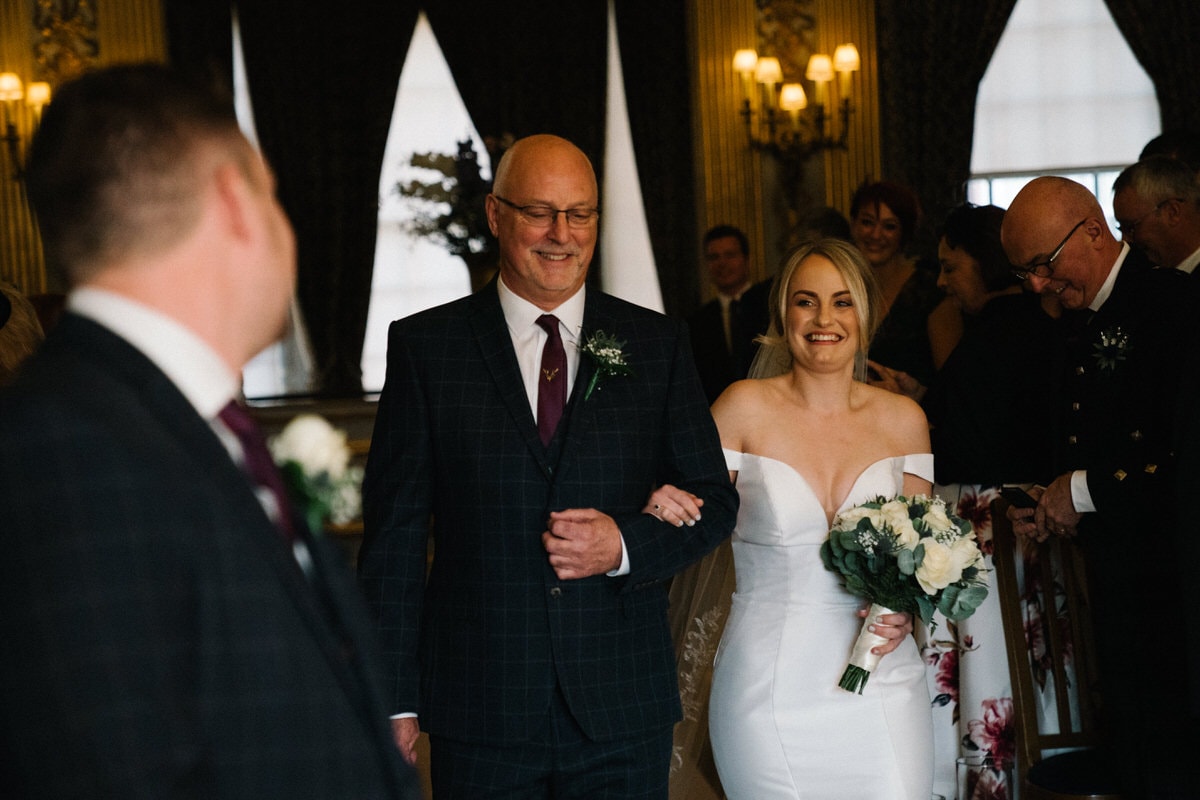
[758, 237, 883, 356]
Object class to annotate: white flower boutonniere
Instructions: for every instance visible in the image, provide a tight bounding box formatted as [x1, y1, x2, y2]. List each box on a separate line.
[1092, 325, 1132, 374]
[579, 330, 634, 400]
[269, 414, 364, 532]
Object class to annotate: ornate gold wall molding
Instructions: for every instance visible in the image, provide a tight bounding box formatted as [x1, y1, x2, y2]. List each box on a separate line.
[34, 0, 100, 87]
[0, 0, 165, 294]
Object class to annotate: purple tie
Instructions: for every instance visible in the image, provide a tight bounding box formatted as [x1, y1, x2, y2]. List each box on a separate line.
[535, 314, 566, 445]
[219, 400, 297, 542]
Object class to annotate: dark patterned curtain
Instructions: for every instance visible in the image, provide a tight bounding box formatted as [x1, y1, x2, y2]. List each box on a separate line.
[1102, 1, 1200, 133]
[235, 1, 419, 395]
[875, 0, 1016, 248]
[615, 1, 698, 319]
[424, 1, 608, 181]
[424, 1, 607, 283]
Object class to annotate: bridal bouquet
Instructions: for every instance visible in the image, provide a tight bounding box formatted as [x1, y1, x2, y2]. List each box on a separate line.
[269, 414, 364, 532]
[820, 494, 988, 694]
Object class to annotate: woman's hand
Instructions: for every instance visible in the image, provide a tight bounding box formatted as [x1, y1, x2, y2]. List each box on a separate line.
[865, 360, 926, 402]
[642, 484, 703, 527]
[858, 607, 914, 656]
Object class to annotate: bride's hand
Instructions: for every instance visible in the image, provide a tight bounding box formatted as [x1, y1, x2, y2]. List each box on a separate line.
[643, 484, 703, 527]
[858, 607, 914, 656]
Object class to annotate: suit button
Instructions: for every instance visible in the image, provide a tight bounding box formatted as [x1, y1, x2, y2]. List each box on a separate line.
[1075, 366, 1085, 375]
[1067, 435, 1078, 445]
[1072, 402, 1080, 411]
[549, 587, 562, 598]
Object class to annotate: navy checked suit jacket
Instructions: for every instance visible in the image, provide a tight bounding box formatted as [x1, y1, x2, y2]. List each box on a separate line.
[0, 314, 418, 799]
[359, 281, 738, 744]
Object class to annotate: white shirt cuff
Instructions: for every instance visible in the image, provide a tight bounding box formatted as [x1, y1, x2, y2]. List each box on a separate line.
[1070, 470, 1095, 513]
[607, 534, 631, 576]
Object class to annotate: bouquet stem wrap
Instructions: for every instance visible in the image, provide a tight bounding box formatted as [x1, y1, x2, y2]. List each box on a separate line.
[840, 602, 893, 694]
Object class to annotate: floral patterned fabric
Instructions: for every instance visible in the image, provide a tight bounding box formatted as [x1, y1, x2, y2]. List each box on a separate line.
[924, 483, 1077, 800]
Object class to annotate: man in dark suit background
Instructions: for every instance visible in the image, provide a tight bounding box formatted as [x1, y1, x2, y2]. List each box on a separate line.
[0, 64, 418, 799]
[1002, 176, 1200, 797]
[359, 134, 737, 798]
[686, 225, 771, 404]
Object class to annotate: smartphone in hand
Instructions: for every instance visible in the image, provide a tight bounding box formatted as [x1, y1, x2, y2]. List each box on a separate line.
[999, 486, 1038, 509]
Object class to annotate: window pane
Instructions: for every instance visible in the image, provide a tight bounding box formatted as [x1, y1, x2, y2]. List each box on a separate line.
[361, 13, 484, 393]
[971, 0, 1158, 175]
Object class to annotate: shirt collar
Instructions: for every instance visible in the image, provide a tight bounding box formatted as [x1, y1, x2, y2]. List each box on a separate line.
[68, 287, 241, 419]
[1089, 242, 1128, 313]
[497, 275, 586, 345]
[1176, 244, 1200, 274]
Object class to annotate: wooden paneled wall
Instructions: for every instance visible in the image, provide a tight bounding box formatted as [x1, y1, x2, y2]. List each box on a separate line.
[0, 0, 166, 294]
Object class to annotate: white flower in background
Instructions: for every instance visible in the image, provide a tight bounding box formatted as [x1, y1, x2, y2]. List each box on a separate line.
[270, 414, 351, 479]
[270, 414, 362, 529]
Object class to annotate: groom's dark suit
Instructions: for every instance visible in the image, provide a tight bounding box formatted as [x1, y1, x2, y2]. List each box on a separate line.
[0, 315, 418, 799]
[359, 280, 737, 751]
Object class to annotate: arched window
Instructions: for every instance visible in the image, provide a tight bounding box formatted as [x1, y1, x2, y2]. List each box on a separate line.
[360, 13, 482, 393]
[967, 0, 1159, 229]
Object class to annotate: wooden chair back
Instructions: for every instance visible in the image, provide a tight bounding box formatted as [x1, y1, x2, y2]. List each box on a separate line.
[989, 497, 1120, 800]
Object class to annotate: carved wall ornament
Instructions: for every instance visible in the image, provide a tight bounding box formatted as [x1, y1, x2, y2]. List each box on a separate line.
[34, 0, 99, 88]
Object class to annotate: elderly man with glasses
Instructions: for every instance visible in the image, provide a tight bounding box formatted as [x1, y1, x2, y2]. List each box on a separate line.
[359, 134, 737, 799]
[1001, 175, 1200, 798]
[1112, 154, 1200, 273]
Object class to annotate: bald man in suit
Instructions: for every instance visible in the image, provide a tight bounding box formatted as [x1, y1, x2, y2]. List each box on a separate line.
[360, 134, 737, 799]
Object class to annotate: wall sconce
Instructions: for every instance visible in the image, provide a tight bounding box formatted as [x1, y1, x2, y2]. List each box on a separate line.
[733, 43, 858, 164]
[1, 72, 52, 180]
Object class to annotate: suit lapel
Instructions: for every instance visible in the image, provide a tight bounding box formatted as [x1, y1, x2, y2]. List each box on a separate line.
[557, 295, 627, 472]
[466, 285, 555, 471]
[62, 316, 378, 717]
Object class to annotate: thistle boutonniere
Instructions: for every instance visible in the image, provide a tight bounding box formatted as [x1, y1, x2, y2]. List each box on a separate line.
[1092, 325, 1132, 374]
[579, 330, 634, 400]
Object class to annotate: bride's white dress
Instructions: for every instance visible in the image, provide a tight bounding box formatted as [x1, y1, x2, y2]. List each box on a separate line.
[709, 450, 934, 800]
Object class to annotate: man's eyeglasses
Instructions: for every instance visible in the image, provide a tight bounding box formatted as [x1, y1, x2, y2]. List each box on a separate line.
[493, 195, 599, 228]
[1116, 198, 1179, 237]
[1011, 219, 1087, 281]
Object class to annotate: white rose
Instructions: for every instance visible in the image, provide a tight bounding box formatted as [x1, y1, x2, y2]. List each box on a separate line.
[949, 536, 983, 573]
[834, 506, 884, 532]
[270, 414, 350, 478]
[879, 500, 919, 548]
[922, 501, 955, 535]
[916, 539, 964, 594]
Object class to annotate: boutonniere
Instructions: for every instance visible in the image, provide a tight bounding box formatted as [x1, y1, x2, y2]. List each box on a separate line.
[1092, 325, 1132, 374]
[578, 330, 634, 400]
[269, 414, 364, 533]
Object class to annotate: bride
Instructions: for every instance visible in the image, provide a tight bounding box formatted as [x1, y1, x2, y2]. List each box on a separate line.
[654, 238, 934, 799]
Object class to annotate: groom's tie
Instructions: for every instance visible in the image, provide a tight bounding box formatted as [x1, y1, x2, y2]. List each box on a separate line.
[536, 314, 566, 445]
[219, 399, 297, 542]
